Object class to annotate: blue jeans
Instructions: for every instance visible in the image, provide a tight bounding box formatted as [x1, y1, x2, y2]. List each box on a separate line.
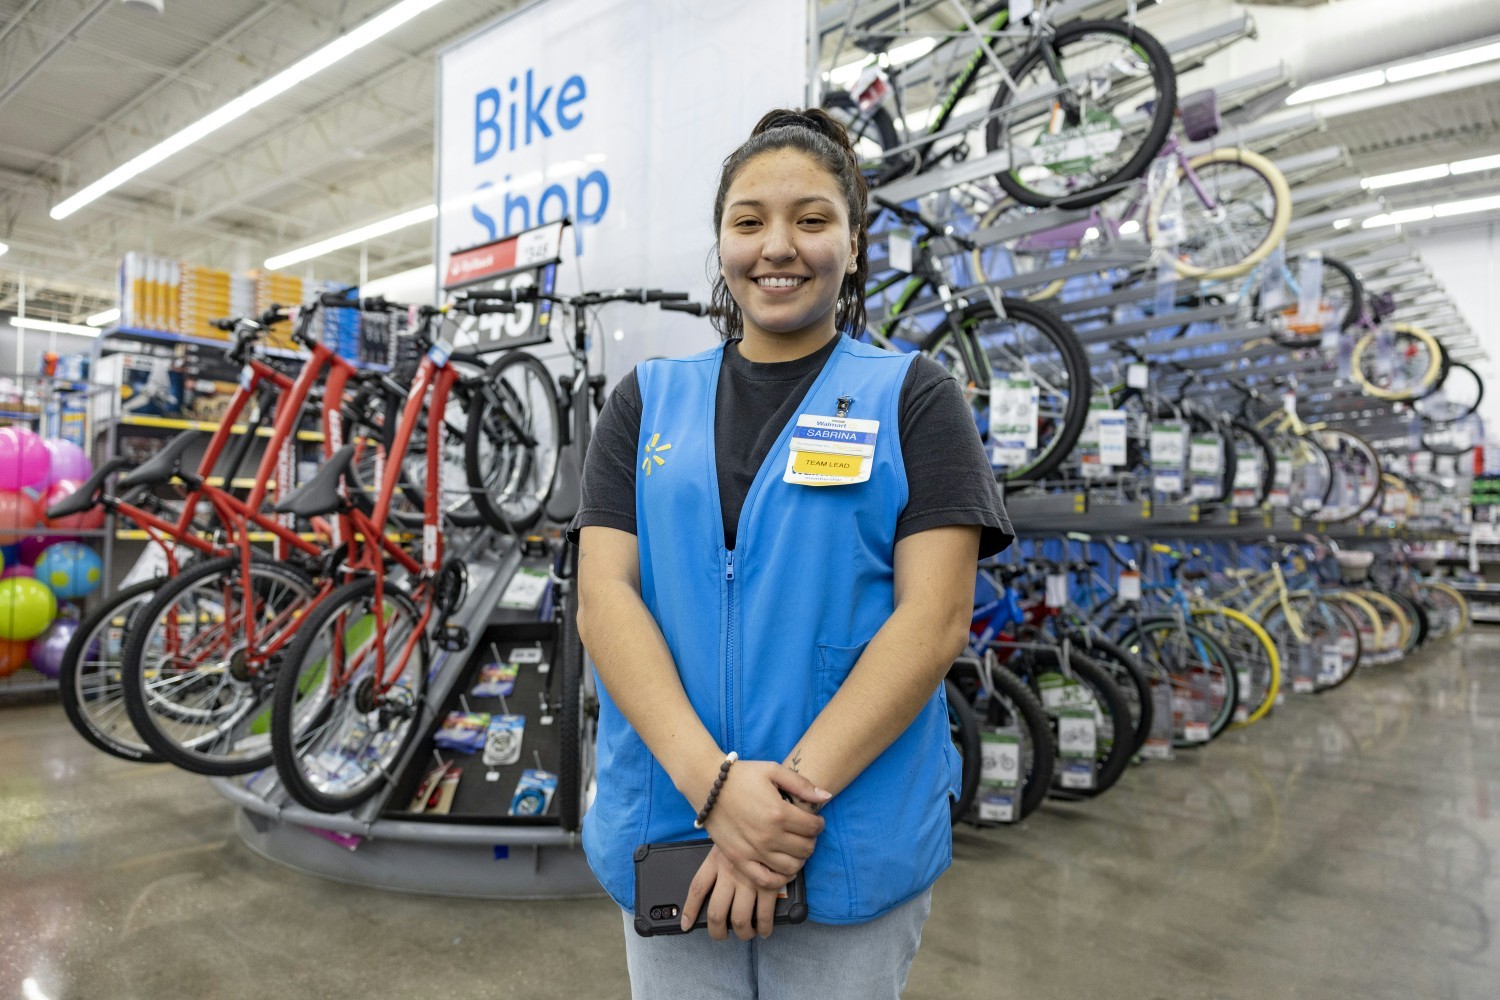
[621, 888, 932, 1000]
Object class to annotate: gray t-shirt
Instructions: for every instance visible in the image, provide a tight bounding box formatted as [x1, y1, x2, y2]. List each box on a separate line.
[572, 336, 1012, 557]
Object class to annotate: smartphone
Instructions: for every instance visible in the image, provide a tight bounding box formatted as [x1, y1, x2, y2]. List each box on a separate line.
[632, 838, 809, 937]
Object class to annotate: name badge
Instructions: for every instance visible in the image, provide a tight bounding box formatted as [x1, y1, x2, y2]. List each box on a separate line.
[783, 414, 879, 486]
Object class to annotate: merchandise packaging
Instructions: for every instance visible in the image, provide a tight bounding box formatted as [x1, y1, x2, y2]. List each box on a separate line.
[471, 660, 519, 698]
[433, 711, 490, 753]
[509, 768, 557, 817]
[483, 714, 525, 767]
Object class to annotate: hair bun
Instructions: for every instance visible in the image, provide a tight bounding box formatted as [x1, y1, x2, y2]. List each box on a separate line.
[751, 107, 860, 166]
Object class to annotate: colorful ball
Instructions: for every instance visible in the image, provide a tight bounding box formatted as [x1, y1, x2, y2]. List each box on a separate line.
[0, 577, 53, 641]
[0, 428, 50, 491]
[0, 638, 27, 678]
[35, 543, 102, 600]
[0, 490, 43, 544]
[43, 440, 91, 487]
[2, 566, 32, 580]
[42, 480, 104, 534]
[28, 619, 76, 680]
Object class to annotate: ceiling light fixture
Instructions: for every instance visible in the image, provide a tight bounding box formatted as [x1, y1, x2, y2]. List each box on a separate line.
[86, 307, 120, 327]
[827, 36, 939, 87]
[9, 317, 99, 336]
[50, 0, 454, 221]
[0, 240, 8, 258]
[1450, 153, 1500, 175]
[1287, 38, 1500, 107]
[1362, 192, 1500, 230]
[264, 203, 437, 271]
[1361, 164, 1452, 189]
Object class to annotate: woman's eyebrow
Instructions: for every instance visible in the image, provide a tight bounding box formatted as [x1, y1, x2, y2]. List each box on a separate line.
[728, 196, 837, 210]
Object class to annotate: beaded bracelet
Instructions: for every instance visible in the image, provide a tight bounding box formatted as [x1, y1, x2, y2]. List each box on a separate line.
[692, 751, 739, 829]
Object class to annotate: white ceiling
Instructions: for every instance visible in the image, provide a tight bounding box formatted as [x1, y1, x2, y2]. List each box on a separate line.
[1, 0, 1498, 329]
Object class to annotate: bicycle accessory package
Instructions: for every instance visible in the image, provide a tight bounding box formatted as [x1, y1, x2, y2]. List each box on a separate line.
[632, 839, 808, 937]
[509, 768, 557, 817]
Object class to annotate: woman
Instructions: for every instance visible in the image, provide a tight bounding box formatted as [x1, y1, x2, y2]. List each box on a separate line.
[573, 107, 1011, 999]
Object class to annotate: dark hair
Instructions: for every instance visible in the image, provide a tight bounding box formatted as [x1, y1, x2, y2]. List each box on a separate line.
[709, 108, 869, 341]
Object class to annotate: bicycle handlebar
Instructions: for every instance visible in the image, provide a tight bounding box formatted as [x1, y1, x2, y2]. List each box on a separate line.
[661, 301, 711, 316]
[320, 291, 394, 312]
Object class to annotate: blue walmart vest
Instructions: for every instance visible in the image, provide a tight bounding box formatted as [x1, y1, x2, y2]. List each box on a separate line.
[582, 335, 961, 924]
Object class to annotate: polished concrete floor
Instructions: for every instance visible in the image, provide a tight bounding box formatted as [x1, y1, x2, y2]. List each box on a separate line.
[4, 631, 1499, 1000]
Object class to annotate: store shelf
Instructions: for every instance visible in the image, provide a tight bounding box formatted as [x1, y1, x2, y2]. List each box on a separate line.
[117, 413, 324, 442]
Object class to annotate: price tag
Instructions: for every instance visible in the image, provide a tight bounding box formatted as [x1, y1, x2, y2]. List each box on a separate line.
[1058, 712, 1097, 757]
[1098, 409, 1127, 466]
[887, 228, 914, 273]
[980, 731, 1021, 787]
[1045, 573, 1069, 608]
[1237, 669, 1252, 702]
[1182, 721, 1210, 742]
[1320, 647, 1342, 683]
[988, 374, 1039, 467]
[1189, 436, 1222, 475]
[1293, 677, 1315, 694]
[1150, 423, 1186, 467]
[978, 793, 1016, 823]
[1153, 470, 1184, 495]
[1118, 570, 1142, 602]
[1127, 362, 1149, 390]
[510, 647, 543, 664]
[1059, 761, 1095, 789]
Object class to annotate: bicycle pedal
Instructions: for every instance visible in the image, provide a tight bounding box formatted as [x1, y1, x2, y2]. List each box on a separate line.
[434, 623, 470, 652]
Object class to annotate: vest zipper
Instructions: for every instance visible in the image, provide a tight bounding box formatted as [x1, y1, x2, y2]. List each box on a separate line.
[724, 548, 736, 750]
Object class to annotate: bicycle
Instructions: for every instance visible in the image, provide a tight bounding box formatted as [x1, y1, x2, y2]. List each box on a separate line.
[824, 0, 1177, 208]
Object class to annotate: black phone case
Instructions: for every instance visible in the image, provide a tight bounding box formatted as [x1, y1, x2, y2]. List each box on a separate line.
[632, 838, 809, 937]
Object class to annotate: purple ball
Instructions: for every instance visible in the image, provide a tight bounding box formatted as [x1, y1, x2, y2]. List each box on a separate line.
[28, 617, 75, 680]
[44, 440, 91, 487]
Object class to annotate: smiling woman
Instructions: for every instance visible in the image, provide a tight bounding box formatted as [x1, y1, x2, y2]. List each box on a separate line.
[570, 107, 1010, 1000]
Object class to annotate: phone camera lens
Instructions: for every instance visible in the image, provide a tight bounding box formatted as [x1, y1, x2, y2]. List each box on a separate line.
[650, 907, 662, 920]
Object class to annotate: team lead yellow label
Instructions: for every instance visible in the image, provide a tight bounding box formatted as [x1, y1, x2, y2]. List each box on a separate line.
[792, 452, 861, 477]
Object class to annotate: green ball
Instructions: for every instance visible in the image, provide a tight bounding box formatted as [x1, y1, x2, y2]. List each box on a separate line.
[0, 577, 56, 641]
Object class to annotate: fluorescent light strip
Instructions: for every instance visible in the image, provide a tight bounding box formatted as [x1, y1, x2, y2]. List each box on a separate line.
[9, 317, 99, 336]
[1355, 150, 1500, 191]
[264, 203, 437, 270]
[827, 36, 938, 87]
[0, 240, 8, 258]
[1288, 39, 1500, 106]
[86, 307, 120, 327]
[1363, 193, 1500, 229]
[50, 0, 453, 221]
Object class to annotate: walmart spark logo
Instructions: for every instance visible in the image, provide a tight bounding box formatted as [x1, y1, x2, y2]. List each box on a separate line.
[641, 433, 672, 476]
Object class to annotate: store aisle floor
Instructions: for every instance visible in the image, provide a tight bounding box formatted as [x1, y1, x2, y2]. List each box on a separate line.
[3, 632, 1498, 1000]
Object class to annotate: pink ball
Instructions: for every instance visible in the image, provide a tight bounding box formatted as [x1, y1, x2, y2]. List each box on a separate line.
[0, 490, 42, 545]
[0, 428, 49, 491]
[2, 566, 32, 580]
[42, 480, 104, 534]
[44, 440, 91, 487]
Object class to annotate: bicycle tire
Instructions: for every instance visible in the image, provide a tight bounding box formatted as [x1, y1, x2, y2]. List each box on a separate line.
[1018, 648, 1132, 797]
[121, 556, 319, 776]
[1418, 582, 1470, 639]
[1064, 630, 1151, 757]
[1313, 428, 1383, 523]
[1189, 606, 1281, 728]
[945, 678, 982, 825]
[1258, 253, 1364, 338]
[1350, 323, 1445, 402]
[270, 575, 429, 813]
[557, 558, 585, 831]
[1120, 617, 1238, 744]
[1416, 361, 1484, 425]
[821, 89, 914, 184]
[982, 665, 1056, 820]
[925, 298, 1090, 485]
[1230, 418, 1276, 507]
[465, 350, 563, 535]
[988, 20, 1177, 209]
[58, 578, 168, 764]
[1150, 147, 1293, 280]
[969, 198, 1072, 301]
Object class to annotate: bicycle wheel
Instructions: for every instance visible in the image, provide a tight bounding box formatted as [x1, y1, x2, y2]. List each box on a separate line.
[969, 198, 1073, 301]
[1121, 618, 1237, 746]
[1014, 647, 1132, 797]
[987, 20, 1176, 209]
[1330, 589, 1395, 666]
[121, 557, 319, 776]
[1259, 253, 1364, 339]
[1418, 582, 1470, 640]
[1351, 323, 1446, 401]
[1150, 147, 1292, 280]
[465, 350, 563, 534]
[1064, 630, 1152, 756]
[1229, 418, 1276, 508]
[928, 298, 1090, 485]
[1314, 428, 1382, 523]
[1189, 606, 1281, 728]
[58, 578, 167, 764]
[1415, 361, 1484, 425]
[557, 556, 586, 831]
[944, 679, 982, 825]
[399, 380, 487, 528]
[270, 576, 429, 813]
[1261, 594, 1359, 692]
[822, 89, 913, 184]
[982, 664, 1056, 820]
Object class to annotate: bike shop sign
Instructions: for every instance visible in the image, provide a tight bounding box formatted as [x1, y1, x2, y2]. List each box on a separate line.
[436, 0, 806, 376]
